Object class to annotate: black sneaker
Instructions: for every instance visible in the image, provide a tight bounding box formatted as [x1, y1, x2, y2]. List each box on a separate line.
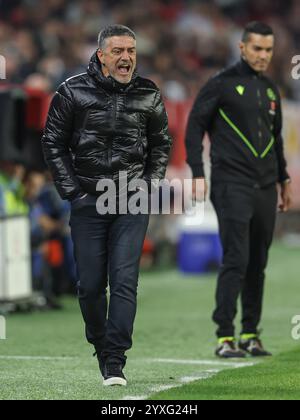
[239, 336, 272, 357]
[103, 363, 127, 387]
[216, 340, 246, 359]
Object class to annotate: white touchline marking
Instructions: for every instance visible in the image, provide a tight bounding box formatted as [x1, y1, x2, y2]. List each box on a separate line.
[144, 358, 256, 368]
[122, 372, 219, 401]
[0, 355, 76, 361]
[148, 370, 222, 396]
[180, 371, 220, 383]
[122, 359, 257, 400]
[150, 384, 177, 393]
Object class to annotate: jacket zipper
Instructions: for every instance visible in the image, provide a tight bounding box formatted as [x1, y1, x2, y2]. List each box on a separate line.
[108, 93, 117, 169]
[256, 80, 263, 153]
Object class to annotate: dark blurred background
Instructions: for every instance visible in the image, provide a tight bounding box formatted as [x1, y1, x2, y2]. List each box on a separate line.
[1, 0, 300, 99]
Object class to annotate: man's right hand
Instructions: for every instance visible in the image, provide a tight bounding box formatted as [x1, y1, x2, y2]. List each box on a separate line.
[279, 181, 292, 213]
[192, 177, 208, 202]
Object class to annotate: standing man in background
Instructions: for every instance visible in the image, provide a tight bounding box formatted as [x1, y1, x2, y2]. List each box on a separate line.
[42, 25, 172, 385]
[185, 22, 292, 358]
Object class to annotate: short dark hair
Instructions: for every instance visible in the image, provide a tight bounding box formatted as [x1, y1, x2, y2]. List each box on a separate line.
[242, 21, 274, 43]
[98, 25, 136, 49]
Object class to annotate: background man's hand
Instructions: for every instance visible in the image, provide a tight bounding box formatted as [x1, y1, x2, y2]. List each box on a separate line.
[192, 177, 208, 203]
[279, 181, 292, 212]
[39, 215, 63, 234]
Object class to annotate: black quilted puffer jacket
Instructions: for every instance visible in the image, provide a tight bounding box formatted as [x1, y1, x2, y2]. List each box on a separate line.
[42, 52, 172, 201]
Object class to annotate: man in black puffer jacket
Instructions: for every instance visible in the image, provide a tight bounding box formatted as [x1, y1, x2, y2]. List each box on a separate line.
[42, 25, 172, 387]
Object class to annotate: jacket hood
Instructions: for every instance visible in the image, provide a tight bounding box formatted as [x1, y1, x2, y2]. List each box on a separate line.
[87, 51, 138, 92]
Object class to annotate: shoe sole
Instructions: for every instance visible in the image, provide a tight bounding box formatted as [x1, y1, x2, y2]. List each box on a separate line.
[216, 354, 246, 359]
[216, 350, 246, 359]
[103, 377, 127, 387]
[238, 346, 272, 357]
[242, 351, 272, 357]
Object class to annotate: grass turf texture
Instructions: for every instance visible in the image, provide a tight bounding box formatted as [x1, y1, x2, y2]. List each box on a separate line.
[152, 349, 300, 400]
[0, 242, 299, 400]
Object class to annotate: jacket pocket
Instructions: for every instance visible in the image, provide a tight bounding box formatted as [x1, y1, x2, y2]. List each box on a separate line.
[71, 193, 90, 210]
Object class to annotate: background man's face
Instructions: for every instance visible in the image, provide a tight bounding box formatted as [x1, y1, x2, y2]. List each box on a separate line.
[97, 36, 137, 84]
[240, 33, 274, 73]
[0, 162, 22, 179]
[24, 172, 46, 201]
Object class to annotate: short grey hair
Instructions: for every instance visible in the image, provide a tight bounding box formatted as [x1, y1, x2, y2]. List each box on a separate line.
[98, 25, 136, 50]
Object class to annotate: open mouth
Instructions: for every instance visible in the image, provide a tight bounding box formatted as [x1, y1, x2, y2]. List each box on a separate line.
[117, 64, 131, 75]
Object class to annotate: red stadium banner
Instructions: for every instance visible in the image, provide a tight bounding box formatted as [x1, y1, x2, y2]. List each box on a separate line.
[24, 88, 52, 131]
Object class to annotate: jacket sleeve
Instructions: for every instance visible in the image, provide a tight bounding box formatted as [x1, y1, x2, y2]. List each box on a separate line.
[144, 90, 172, 186]
[42, 83, 83, 201]
[185, 76, 222, 178]
[273, 91, 290, 183]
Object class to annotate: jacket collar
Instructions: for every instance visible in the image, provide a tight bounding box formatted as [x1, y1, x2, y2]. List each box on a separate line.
[238, 58, 262, 77]
[87, 51, 138, 92]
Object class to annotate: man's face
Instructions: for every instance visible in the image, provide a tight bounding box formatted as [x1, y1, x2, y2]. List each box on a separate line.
[0, 162, 19, 178]
[97, 36, 137, 84]
[240, 33, 274, 73]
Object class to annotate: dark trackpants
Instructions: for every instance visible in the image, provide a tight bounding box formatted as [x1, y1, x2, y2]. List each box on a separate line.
[211, 182, 278, 338]
[69, 194, 149, 366]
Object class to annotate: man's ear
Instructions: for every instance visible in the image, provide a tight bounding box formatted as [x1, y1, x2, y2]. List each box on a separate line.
[239, 41, 246, 59]
[97, 50, 104, 65]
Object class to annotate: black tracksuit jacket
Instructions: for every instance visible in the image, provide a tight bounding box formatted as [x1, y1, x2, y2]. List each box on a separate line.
[185, 59, 290, 188]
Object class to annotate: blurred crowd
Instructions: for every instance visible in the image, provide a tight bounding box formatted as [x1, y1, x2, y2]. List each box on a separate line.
[0, 162, 76, 309]
[1, 0, 300, 100]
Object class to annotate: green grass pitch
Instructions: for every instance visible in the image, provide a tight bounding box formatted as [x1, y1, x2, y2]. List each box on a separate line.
[0, 242, 299, 400]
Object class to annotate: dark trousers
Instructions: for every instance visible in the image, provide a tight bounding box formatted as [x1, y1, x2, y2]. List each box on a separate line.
[211, 182, 278, 338]
[70, 195, 149, 366]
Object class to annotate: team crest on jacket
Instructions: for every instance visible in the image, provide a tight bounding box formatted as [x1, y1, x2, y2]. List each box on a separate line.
[236, 85, 245, 96]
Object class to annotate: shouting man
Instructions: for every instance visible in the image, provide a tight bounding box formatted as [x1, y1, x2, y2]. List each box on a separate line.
[42, 25, 172, 385]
